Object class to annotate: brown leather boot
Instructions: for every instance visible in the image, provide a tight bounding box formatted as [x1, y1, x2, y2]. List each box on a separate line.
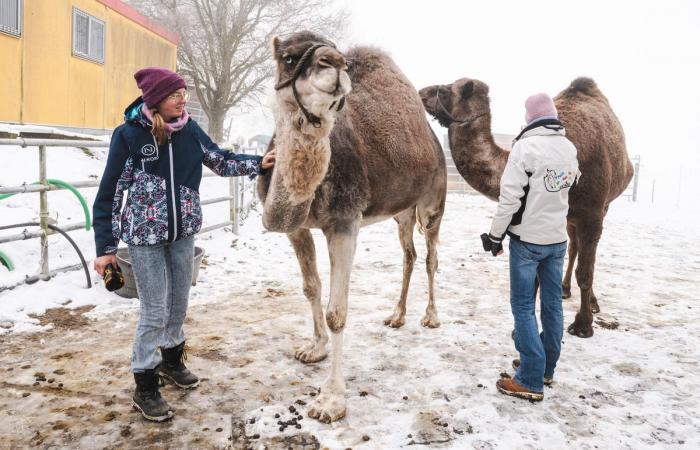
[496, 377, 544, 401]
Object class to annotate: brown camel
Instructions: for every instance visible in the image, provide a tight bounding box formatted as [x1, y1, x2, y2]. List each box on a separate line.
[419, 77, 633, 338]
[257, 31, 446, 422]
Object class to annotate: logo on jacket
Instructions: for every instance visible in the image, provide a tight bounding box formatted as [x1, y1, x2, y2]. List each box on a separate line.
[543, 169, 575, 192]
[141, 144, 159, 162]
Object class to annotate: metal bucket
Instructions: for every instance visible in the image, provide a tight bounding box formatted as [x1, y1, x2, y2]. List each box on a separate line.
[114, 246, 205, 299]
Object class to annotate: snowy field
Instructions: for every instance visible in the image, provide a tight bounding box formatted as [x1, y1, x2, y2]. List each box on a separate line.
[1, 144, 700, 449]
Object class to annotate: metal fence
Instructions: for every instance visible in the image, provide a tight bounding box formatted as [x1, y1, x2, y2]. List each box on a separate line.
[0, 138, 261, 291]
[621, 155, 641, 202]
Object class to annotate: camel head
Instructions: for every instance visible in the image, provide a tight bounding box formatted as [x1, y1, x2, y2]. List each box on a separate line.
[419, 78, 491, 129]
[271, 31, 351, 134]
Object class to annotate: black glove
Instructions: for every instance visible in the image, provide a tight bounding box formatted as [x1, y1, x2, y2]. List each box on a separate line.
[480, 233, 503, 256]
[103, 263, 125, 292]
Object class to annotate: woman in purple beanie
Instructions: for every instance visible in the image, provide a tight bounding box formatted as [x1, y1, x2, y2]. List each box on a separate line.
[92, 67, 275, 421]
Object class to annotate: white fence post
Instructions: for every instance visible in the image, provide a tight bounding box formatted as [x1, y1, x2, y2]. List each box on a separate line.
[38, 144, 50, 280]
[230, 177, 239, 235]
[632, 155, 641, 202]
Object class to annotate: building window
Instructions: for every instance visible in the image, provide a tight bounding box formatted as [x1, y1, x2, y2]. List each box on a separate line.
[72, 8, 104, 64]
[0, 0, 22, 37]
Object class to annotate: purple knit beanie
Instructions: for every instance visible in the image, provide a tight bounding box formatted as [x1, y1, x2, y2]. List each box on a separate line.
[524, 93, 558, 124]
[134, 67, 187, 108]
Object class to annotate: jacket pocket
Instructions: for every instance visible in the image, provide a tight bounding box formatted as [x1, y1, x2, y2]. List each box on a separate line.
[121, 170, 169, 246]
[179, 185, 202, 238]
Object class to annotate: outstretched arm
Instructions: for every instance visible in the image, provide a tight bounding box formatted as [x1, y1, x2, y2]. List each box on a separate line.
[192, 121, 269, 177]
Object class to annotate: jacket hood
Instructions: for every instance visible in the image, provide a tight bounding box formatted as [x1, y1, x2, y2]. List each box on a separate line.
[123, 96, 151, 128]
[513, 118, 564, 144]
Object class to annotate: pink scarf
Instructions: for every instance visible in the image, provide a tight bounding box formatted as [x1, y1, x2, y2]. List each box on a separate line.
[141, 104, 190, 135]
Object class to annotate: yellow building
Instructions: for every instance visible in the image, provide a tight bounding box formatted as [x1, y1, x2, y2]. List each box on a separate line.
[0, 0, 178, 133]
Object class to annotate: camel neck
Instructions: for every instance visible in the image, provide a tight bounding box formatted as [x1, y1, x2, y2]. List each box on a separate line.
[448, 120, 509, 201]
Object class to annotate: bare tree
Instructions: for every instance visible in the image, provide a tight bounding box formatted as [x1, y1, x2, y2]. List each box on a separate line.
[128, 0, 349, 142]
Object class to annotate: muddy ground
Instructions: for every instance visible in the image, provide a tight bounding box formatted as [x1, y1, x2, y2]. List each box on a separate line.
[1, 195, 699, 449]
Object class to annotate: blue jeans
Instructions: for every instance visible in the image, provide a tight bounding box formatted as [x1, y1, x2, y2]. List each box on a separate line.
[509, 238, 567, 392]
[128, 236, 194, 372]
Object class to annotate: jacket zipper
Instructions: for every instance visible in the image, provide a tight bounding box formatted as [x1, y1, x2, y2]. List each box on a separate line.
[168, 136, 178, 241]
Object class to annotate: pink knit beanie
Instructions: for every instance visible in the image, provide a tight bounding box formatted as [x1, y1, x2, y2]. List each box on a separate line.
[134, 67, 187, 108]
[524, 93, 558, 124]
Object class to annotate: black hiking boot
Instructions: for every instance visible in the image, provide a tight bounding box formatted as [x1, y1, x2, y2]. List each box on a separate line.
[133, 368, 173, 422]
[159, 341, 200, 389]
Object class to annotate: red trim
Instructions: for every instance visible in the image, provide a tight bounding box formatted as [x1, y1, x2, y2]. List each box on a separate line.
[96, 0, 179, 45]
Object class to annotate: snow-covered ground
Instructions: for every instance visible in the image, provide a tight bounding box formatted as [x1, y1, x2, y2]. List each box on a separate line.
[1, 144, 699, 449]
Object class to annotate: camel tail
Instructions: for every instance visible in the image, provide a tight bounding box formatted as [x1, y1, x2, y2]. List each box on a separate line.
[564, 77, 601, 97]
[416, 209, 426, 235]
[415, 208, 441, 245]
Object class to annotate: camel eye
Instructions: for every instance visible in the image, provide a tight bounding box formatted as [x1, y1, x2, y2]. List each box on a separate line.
[285, 56, 294, 65]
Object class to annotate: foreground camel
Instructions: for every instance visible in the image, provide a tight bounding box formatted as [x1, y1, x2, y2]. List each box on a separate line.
[257, 32, 446, 422]
[419, 77, 633, 338]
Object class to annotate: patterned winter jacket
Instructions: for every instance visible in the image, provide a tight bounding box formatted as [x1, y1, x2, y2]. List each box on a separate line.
[93, 98, 264, 257]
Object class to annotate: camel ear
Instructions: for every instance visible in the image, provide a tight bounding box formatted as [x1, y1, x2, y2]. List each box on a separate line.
[271, 36, 281, 56]
[460, 81, 475, 99]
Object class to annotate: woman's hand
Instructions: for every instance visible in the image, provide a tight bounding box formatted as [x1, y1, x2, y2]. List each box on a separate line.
[261, 151, 276, 170]
[94, 254, 118, 277]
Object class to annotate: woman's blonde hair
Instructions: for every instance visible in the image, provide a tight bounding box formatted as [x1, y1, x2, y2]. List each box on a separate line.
[151, 108, 168, 145]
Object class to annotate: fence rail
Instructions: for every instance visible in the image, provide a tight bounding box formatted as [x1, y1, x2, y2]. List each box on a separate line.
[0, 138, 261, 291]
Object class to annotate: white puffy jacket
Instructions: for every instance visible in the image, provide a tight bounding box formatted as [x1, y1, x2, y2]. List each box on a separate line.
[489, 121, 580, 245]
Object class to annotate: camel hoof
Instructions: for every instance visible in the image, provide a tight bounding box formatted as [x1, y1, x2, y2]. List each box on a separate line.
[420, 314, 441, 328]
[562, 289, 571, 299]
[383, 314, 405, 328]
[294, 341, 328, 364]
[567, 321, 594, 338]
[308, 390, 346, 423]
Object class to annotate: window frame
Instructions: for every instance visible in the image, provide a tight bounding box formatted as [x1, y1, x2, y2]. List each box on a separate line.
[0, 0, 23, 38]
[71, 7, 105, 65]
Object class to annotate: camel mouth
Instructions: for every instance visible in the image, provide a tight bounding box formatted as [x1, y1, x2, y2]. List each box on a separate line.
[418, 86, 439, 116]
[310, 67, 351, 97]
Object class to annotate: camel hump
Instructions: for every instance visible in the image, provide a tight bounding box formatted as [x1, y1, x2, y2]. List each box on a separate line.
[345, 46, 400, 80]
[345, 46, 389, 64]
[565, 77, 600, 97]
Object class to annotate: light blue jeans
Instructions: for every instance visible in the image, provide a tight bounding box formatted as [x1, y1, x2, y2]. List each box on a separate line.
[509, 238, 567, 392]
[129, 236, 194, 373]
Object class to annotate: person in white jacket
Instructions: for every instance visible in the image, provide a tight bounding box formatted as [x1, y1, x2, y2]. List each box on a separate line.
[481, 93, 580, 401]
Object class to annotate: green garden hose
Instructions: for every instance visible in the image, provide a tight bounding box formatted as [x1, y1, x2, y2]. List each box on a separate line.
[0, 250, 14, 271]
[0, 179, 91, 230]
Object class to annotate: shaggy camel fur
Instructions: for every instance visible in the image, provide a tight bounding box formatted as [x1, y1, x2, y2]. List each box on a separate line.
[257, 31, 446, 422]
[420, 77, 633, 338]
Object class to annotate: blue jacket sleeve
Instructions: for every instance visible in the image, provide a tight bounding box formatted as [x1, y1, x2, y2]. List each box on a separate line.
[93, 127, 133, 257]
[191, 121, 264, 178]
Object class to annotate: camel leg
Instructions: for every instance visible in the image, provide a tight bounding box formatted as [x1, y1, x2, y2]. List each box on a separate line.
[567, 219, 603, 338]
[384, 208, 417, 328]
[562, 222, 578, 299]
[420, 222, 441, 328]
[308, 220, 359, 423]
[287, 229, 328, 363]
